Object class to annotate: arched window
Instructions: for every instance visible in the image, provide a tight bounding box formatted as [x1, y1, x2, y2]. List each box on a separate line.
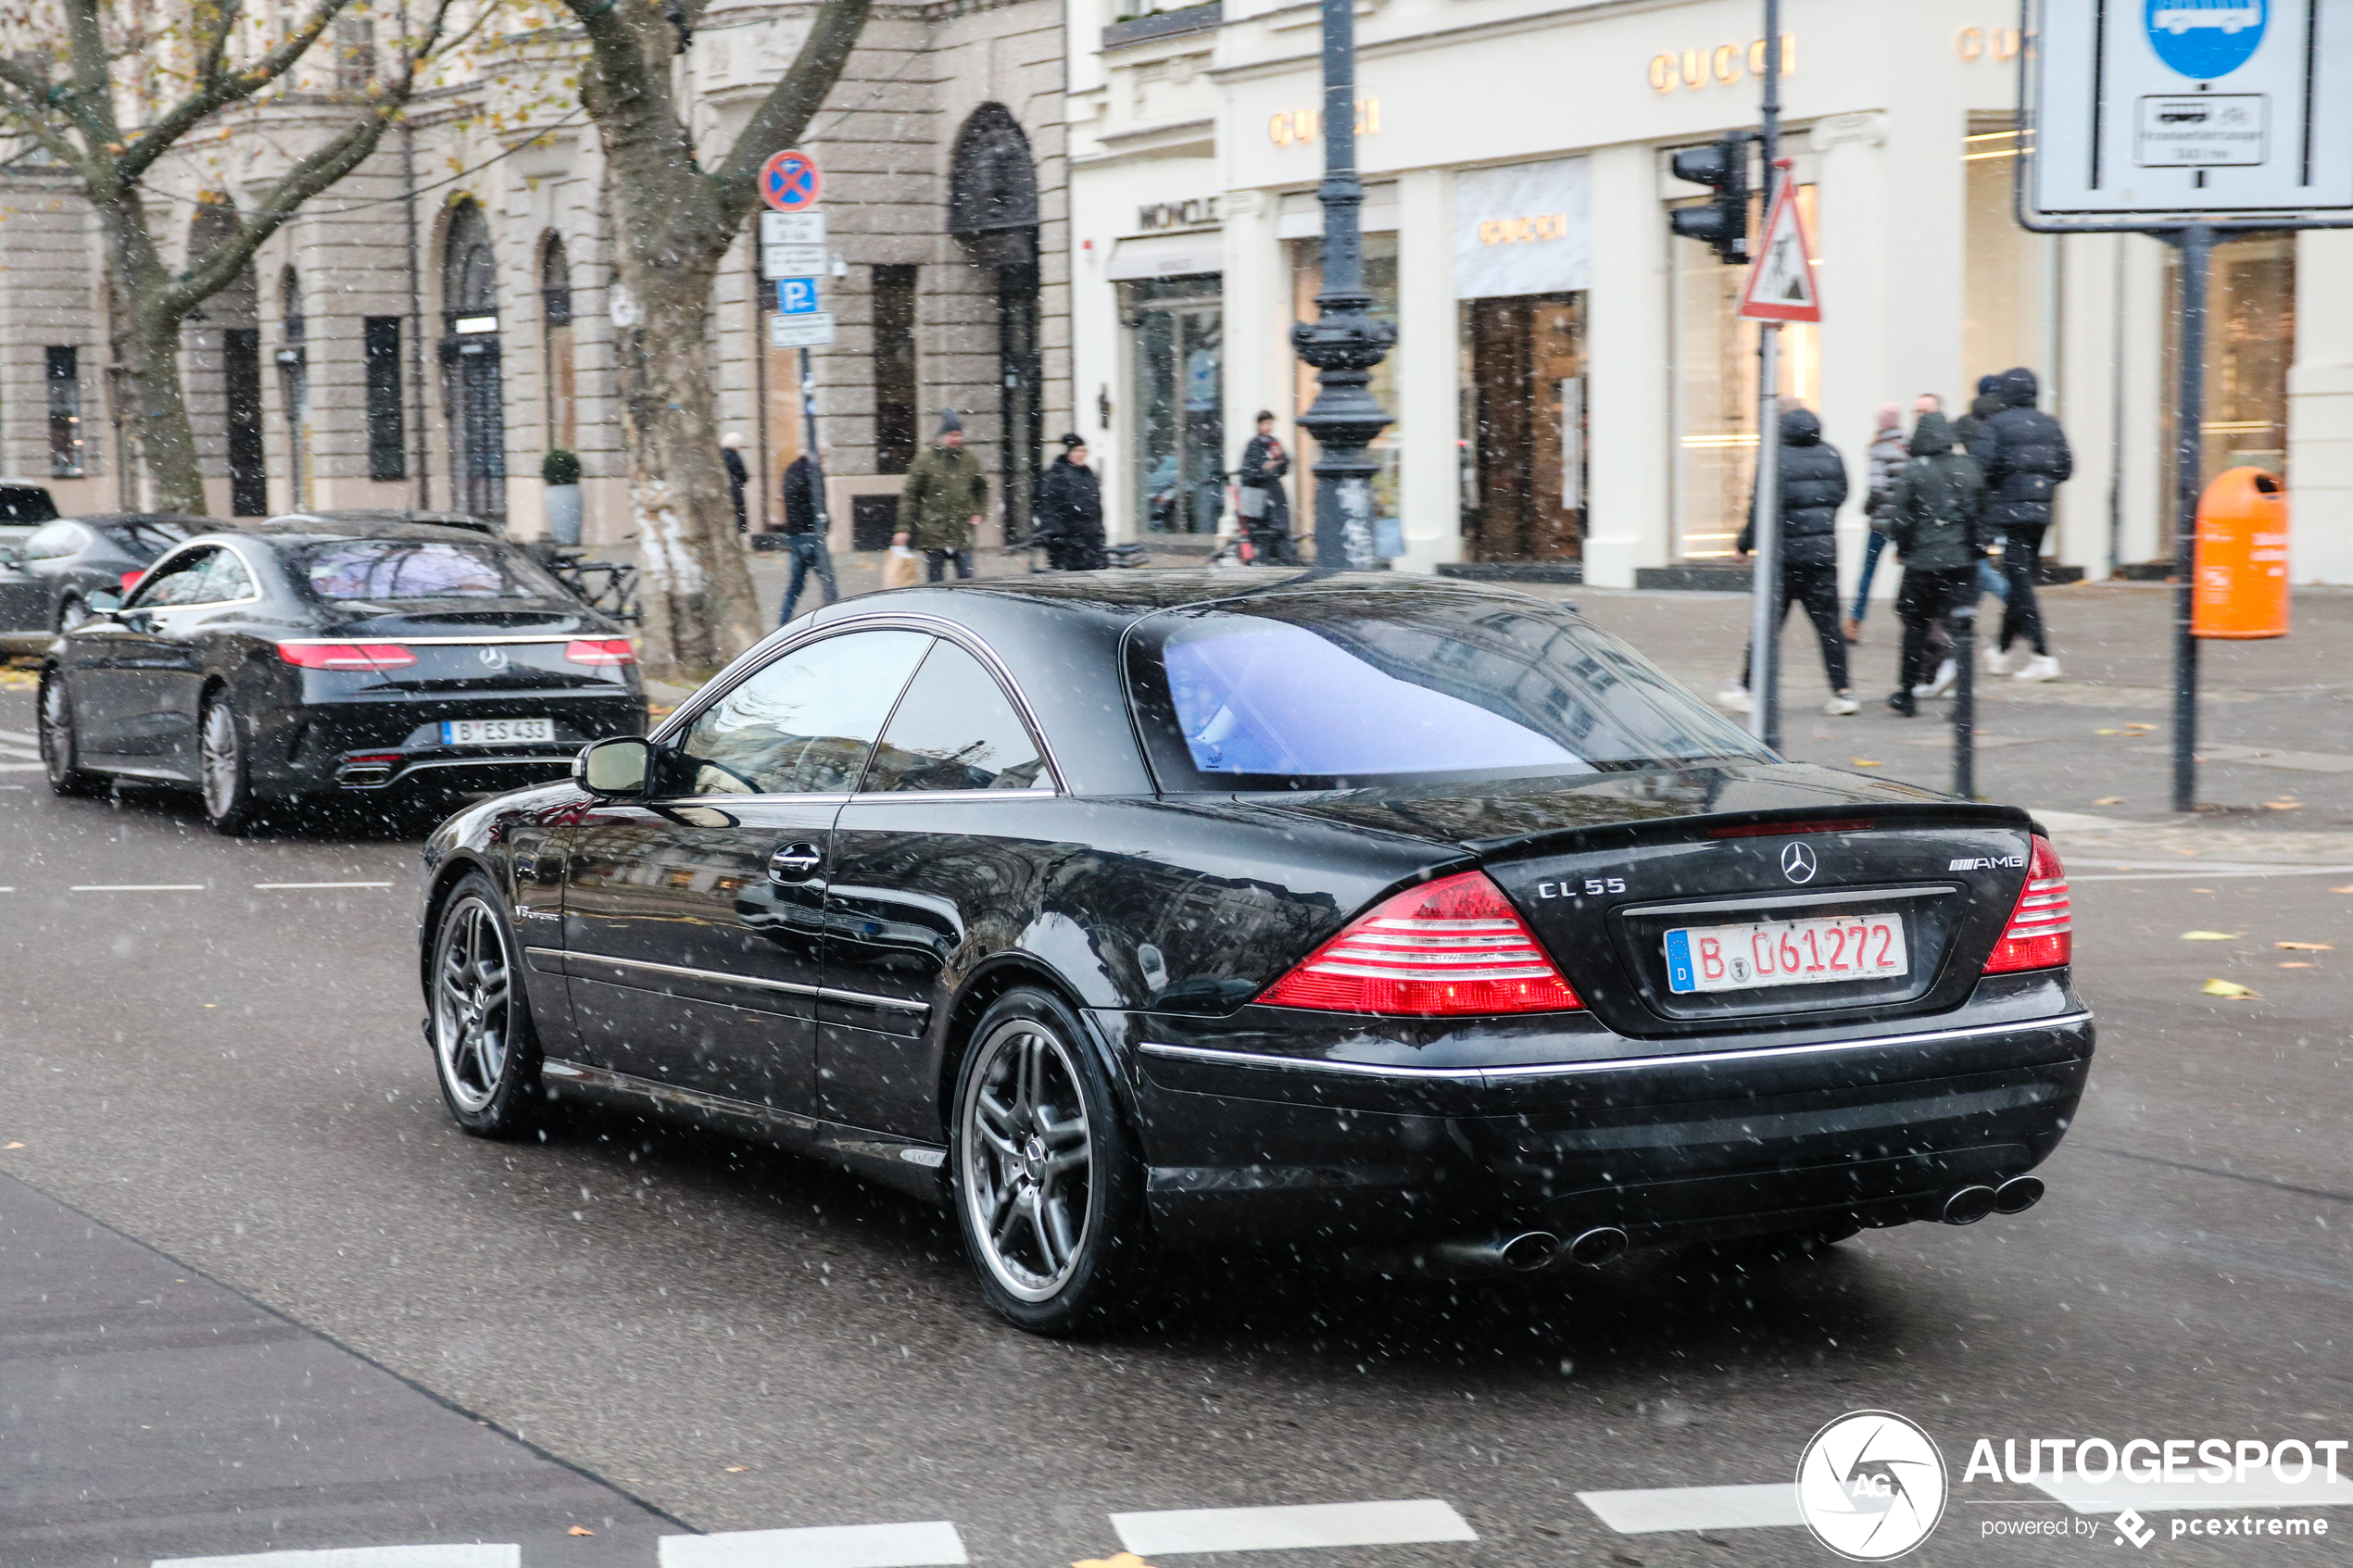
[540, 233, 576, 457]
[949, 105, 1041, 541]
[441, 200, 507, 520]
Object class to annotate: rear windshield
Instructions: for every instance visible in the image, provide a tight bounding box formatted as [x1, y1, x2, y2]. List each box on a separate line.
[98, 520, 197, 562]
[0, 486, 57, 524]
[1126, 589, 1772, 790]
[298, 539, 558, 601]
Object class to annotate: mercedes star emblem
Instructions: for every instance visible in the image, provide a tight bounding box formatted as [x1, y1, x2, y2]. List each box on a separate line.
[478, 646, 509, 670]
[1780, 842, 1818, 884]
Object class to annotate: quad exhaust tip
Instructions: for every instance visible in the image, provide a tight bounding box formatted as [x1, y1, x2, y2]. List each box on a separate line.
[1942, 1185, 1998, 1225]
[1994, 1174, 2045, 1214]
[1567, 1226, 1629, 1267]
[1499, 1231, 1563, 1272]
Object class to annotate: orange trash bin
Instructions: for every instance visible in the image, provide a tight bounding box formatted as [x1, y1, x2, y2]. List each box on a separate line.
[2192, 466, 2290, 640]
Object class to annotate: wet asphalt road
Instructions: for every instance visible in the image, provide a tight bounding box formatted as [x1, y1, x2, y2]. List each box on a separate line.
[2, 682, 2350, 1568]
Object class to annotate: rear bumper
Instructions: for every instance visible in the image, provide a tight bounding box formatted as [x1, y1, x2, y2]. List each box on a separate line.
[245, 693, 643, 799]
[1112, 981, 2093, 1253]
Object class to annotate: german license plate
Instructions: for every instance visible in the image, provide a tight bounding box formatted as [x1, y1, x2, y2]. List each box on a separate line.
[440, 717, 555, 746]
[1665, 914, 1908, 994]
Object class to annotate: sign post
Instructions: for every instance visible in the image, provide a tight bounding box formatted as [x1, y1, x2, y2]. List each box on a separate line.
[757, 151, 832, 540]
[2018, 0, 2353, 812]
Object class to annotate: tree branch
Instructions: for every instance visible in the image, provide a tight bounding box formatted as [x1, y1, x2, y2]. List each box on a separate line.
[711, 0, 871, 219]
[116, 0, 361, 184]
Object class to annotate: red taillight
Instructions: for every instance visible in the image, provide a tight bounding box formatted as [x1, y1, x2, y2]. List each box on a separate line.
[1984, 834, 2071, 973]
[1258, 870, 1582, 1016]
[277, 642, 418, 671]
[120, 570, 145, 594]
[565, 638, 636, 666]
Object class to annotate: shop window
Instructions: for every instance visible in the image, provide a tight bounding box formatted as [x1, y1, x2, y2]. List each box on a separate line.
[365, 318, 405, 481]
[1963, 122, 2053, 395]
[1462, 294, 1584, 561]
[45, 347, 86, 478]
[2164, 232, 2294, 485]
[873, 265, 918, 474]
[1125, 273, 1223, 533]
[1289, 234, 1400, 546]
[1668, 184, 1818, 560]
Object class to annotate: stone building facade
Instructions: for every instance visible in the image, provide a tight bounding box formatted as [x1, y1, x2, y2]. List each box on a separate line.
[0, 0, 1071, 551]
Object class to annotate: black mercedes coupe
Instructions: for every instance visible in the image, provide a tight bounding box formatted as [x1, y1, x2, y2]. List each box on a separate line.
[418, 573, 2089, 1334]
[39, 518, 644, 832]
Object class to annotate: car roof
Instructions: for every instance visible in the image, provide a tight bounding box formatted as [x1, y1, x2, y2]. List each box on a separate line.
[226, 516, 519, 546]
[863, 569, 1554, 627]
[273, 508, 503, 536]
[62, 512, 214, 530]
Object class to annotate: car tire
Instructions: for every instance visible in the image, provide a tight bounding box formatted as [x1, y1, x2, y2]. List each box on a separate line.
[950, 986, 1154, 1336]
[56, 596, 88, 633]
[427, 872, 543, 1137]
[198, 693, 258, 835]
[38, 669, 105, 797]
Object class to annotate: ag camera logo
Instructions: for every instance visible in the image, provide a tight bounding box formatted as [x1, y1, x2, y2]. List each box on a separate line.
[2145, 0, 2266, 81]
[1797, 1411, 1949, 1560]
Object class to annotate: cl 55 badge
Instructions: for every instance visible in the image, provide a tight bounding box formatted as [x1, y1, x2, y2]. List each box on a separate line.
[1536, 877, 1627, 898]
[1949, 855, 2027, 871]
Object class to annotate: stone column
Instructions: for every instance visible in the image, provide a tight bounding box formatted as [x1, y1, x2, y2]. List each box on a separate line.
[1583, 142, 1670, 589]
[1392, 167, 1456, 572]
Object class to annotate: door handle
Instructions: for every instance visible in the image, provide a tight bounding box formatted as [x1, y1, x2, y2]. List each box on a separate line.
[767, 841, 823, 883]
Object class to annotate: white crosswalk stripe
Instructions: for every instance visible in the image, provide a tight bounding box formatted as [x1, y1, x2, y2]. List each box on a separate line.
[658, 1522, 968, 1568]
[1110, 1499, 1477, 1556]
[156, 1549, 521, 1568]
[1577, 1484, 1804, 1535]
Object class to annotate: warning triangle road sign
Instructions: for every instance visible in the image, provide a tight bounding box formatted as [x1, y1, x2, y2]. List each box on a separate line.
[1738, 177, 1822, 323]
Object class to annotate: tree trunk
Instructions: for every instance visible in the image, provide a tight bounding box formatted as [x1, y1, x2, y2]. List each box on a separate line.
[615, 260, 765, 678]
[95, 192, 209, 515]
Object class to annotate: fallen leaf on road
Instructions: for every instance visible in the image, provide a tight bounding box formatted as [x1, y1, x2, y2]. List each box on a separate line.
[2095, 729, 2123, 736]
[2094, 797, 2125, 806]
[1851, 758, 1881, 768]
[2124, 721, 2158, 730]
[2263, 800, 2305, 810]
[2201, 979, 2261, 998]
[567, 1526, 596, 1537]
[2, 1142, 21, 1150]
[2276, 941, 2334, 951]
[2180, 931, 2243, 941]
[724, 1465, 749, 1473]
[2280, 962, 2313, 969]
[2334, 886, 2353, 895]
[1073, 1556, 1158, 1568]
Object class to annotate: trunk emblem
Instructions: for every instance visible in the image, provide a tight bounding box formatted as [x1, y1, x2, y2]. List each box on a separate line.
[1780, 842, 1818, 884]
[477, 646, 510, 670]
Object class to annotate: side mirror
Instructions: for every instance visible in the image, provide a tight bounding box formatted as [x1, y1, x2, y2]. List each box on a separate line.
[575, 735, 653, 797]
[85, 589, 123, 617]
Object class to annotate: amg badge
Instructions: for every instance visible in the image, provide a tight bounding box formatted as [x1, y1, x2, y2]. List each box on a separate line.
[1949, 855, 2028, 871]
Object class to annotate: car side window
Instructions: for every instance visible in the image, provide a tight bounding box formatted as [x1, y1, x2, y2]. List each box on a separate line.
[862, 640, 1049, 794]
[128, 548, 220, 608]
[673, 628, 931, 797]
[196, 548, 257, 603]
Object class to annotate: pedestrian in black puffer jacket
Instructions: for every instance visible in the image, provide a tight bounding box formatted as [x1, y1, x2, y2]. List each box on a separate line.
[1967, 367, 2072, 678]
[1875, 412, 1985, 715]
[1726, 407, 1856, 716]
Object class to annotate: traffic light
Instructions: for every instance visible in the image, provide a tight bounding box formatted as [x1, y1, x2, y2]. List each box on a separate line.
[1669, 133, 1751, 266]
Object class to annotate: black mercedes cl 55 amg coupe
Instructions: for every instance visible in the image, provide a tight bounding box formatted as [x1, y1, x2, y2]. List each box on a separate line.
[39, 518, 644, 832]
[418, 573, 2089, 1334]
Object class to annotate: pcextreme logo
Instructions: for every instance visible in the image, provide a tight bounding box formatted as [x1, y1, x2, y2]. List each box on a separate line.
[1797, 1411, 1949, 1560]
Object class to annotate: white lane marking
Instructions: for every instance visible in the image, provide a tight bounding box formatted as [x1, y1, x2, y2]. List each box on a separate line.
[156, 1548, 521, 1568]
[71, 884, 206, 892]
[660, 1522, 967, 1568]
[2071, 866, 2353, 883]
[0, 728, 37, 745]
[1111, 1499, 1477, 1555]
[1578, 1484, 1805, 1535]
[0, 761, 45, 771]
[254, 881, 396, 889]
[2034, 1473, 2353, 1512]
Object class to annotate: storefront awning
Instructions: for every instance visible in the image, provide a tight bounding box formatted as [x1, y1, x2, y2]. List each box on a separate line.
[1106, 232, 1224, 282]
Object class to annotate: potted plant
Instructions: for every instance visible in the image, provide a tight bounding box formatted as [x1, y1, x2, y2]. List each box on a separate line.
[543, 448, 584, 545]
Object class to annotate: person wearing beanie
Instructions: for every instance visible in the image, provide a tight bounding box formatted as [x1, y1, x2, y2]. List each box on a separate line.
[1034, 433, 1105, 571]
[897, 408, 988, 581]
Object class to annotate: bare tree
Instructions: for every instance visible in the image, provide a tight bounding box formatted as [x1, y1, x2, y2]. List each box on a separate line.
[0, 0, 491, 514]
[569, 0, 871, 679]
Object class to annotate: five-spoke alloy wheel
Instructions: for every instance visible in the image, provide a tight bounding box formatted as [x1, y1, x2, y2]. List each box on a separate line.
[199, 696, 256, 834]
[430, 877, 538, 1135]
[38, 669, 103, 797]
[952, 988, 1150, 1334]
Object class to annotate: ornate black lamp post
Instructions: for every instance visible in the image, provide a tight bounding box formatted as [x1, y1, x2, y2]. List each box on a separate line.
[1290, 0, 1393, 571]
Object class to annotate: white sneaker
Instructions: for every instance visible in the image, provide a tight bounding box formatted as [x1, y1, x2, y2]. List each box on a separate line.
[2015, 654, 2061, 682]
[1717, 684, 1754, 713]
[1823, 693, 1858, 717]
[1926, 659, 1957, 697]
[1982, 646, 2011, 676]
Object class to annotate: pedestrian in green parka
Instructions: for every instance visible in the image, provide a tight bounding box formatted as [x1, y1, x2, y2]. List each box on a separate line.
[896, 408, 990, 581]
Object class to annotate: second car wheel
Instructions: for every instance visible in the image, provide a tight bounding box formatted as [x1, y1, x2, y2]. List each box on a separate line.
[38, 669, 104, 797]
[428, 873, 543, 1137]
[951, 986, 1154, 1336]
[198, 694, 258, 834]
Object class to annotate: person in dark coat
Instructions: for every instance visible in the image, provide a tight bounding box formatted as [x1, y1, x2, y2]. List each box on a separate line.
[1950, 375, 2005, 451]
[1873, 412, 1986, 716]
[1034, 435, 1106, 571]
[777, 448, 837, 624]
[1237, 411, 1294, 563]
[721, 433, 749, 533]
[1726, 406, 1856, 716]
[1967, 367, 2072, 680]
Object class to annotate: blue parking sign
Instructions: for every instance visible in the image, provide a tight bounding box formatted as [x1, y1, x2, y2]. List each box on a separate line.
[776, 278, 821, 315]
